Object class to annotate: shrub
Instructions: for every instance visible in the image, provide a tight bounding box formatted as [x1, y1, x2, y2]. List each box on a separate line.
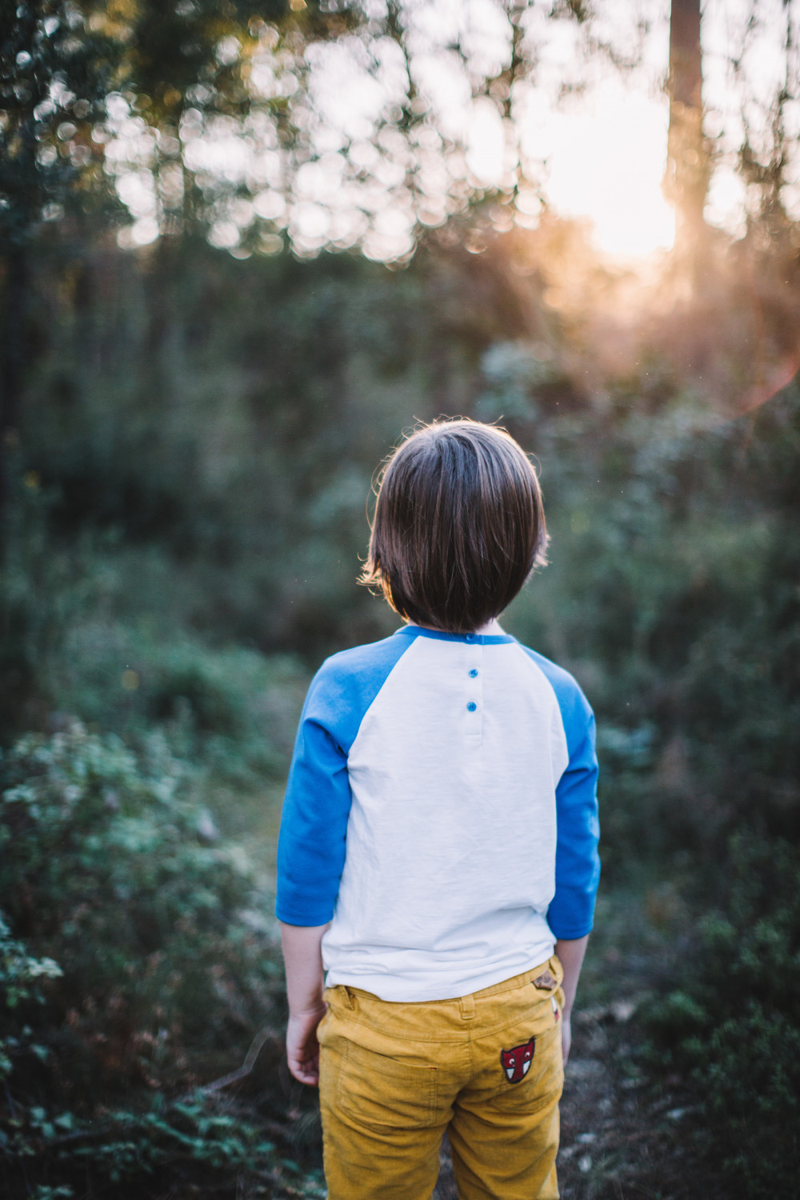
[0, 724, 312, 1197]
[0, 724, 281, 1080]
[0, 911, 63, 1081]
[645, 835, 800, 1198]
[0, 473, 98, 740]
[47, 610, 308, 803]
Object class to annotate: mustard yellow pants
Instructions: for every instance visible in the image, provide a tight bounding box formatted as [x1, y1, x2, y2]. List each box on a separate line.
[317, 956, 565, 1200]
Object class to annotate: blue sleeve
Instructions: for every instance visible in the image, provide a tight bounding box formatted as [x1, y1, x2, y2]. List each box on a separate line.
[275, 633, 413, 926]
[522, 649, 601, 939]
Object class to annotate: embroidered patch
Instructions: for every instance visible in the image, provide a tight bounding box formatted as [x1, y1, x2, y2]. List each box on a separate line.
[533, 970, 558, 991]
[500, 1036, 535, 1084]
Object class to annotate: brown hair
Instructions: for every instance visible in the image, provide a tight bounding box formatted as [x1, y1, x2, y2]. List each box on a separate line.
[361, 419, 547, 633]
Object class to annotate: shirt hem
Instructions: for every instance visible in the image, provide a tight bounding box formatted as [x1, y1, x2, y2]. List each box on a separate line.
[324, 944, 557, 1003]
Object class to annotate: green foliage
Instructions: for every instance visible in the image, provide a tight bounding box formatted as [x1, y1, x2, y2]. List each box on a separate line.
[0, 910, 62, 1082]
[0, 723, 322, 1195]
[474, 340, 555, 424]
[1, 1092, 325, 1197]
[16, 245, 800, 859]
[503, 379, 800, 869]
[50, 610, 308, 795]
[0, 723, 278, 1066]
[3, 227, 800, 1196]
[0, 467, 101, 736]
[0, 0, 346, 246]
[0, 913, 62, 1013]
[22, 245, 517, 660]
[0, 463, 308, 807]
[645, 836, 800, 1198]
[0, 0, 119, 245]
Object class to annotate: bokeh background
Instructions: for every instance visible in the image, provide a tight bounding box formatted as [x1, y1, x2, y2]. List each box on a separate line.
[2, 1, 799, 1197]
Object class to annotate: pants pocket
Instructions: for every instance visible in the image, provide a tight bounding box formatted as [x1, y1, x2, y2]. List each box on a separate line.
[498, 1023, 564, 1111]
[333, 1037, 438, 1132]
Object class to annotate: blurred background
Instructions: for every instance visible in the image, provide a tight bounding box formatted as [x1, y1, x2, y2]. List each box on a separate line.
[1, 1, 799, 1196]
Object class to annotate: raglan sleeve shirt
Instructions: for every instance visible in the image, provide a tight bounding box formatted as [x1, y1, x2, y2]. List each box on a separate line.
[276, 634, 600, 941]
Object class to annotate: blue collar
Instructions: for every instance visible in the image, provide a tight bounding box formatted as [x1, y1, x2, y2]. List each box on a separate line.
[394, 626, 515, 646]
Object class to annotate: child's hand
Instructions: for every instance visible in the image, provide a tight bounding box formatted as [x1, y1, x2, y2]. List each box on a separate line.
[286, 1004, 327, 1086]
[554, 935, 589, 1071]
[280, 922, 329, 1086]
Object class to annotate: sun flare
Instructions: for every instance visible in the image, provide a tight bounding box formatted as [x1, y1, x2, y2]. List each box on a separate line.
[525, 82, 676, 260]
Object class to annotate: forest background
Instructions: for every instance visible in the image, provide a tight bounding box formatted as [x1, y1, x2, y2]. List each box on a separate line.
[1, 1, 800, 1197]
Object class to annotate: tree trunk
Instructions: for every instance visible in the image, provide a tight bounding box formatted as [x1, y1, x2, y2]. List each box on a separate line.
[665, 0, 709, 258]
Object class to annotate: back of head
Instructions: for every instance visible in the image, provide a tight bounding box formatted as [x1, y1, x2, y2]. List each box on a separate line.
[362, 419, 547, 633]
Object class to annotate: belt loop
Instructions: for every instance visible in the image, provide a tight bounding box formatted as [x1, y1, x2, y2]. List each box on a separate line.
[342, 986, 355, 1011]
[459, 992, 476, 1020]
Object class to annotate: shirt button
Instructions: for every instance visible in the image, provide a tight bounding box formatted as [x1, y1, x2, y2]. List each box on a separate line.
[467, 701, 477, 712]
[469, 668, 478, 678]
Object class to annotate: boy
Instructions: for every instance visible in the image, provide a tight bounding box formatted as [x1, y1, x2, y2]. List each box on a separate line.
[276, 419, 600, 1200]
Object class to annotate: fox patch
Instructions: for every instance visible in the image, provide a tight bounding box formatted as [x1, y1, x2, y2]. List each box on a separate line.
[500, 1036, 535, 1084]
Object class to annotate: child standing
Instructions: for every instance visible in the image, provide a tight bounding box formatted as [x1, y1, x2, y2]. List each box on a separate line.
[276, 420, 600, 1200]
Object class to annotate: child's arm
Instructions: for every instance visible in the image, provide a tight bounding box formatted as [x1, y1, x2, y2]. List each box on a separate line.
[280, 921, 330, 1086]
[554, 933, 589, 1065]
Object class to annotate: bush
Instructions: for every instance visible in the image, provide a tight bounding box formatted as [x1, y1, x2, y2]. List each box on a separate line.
[0, 471, 98, 740]
[0, 724, 313, 1197]
[0, 911, 63, 1080]
[0, 724, 280, 1080]
[50, 615, 307, 789]
[645, 835, 800, 1198]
